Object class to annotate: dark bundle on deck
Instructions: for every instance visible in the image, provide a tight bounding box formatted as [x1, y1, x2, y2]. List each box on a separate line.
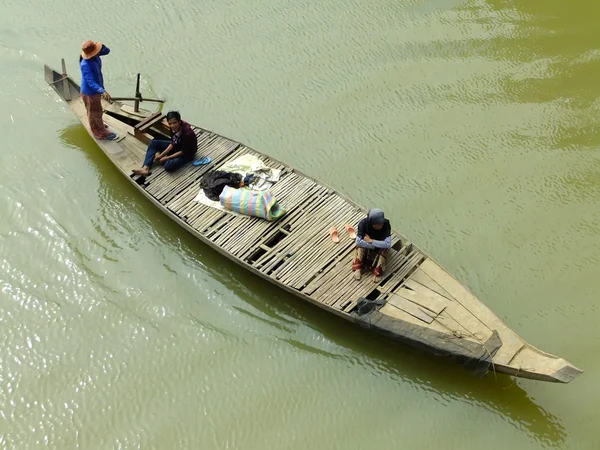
[200, 170, 243, 201]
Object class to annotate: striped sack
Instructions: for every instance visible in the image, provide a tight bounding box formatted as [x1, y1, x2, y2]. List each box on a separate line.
[219, 186, 286, 221]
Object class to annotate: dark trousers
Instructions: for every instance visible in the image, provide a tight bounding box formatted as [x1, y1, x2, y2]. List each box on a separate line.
[143, 139, 188, 172]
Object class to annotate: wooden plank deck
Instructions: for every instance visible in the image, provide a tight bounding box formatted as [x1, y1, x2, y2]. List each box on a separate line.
[125, 124, 425, 312]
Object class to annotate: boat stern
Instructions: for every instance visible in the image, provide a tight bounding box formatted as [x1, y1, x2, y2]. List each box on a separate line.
[44, 60, 80, 103]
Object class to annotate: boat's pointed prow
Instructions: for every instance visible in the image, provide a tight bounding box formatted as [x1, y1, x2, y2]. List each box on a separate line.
[551, 360, 583, 384]
[45, 60, 80, 103]
[372, 257, 582, 384]
[493, 345, 583, 384]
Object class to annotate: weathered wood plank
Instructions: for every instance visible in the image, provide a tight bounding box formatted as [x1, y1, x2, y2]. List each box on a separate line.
[417, 259, 515, 351]
[278, 209, 365, 288]
[135, 111, 162, 131]
[385, 294, 435, 324]
[118, 137, 144, 166]
[378, 300, 451, 335]
[120, 135, 148, 162]
[120, 104, 149, 118]
[393, 286, 447, 315]
[409, 267, 453, 301]
[400, 279, 450, 314]
[433, 309, 493, 344]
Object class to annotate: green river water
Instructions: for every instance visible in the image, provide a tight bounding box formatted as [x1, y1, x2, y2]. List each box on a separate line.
[1, 0, 599, 448]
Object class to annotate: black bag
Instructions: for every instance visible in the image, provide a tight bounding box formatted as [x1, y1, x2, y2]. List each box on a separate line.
[200, 170, 243, 201]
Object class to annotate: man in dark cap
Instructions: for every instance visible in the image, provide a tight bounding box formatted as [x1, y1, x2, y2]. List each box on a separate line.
[352, 208, 391, 282]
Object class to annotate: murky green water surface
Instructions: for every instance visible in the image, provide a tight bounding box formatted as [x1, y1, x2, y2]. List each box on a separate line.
[1, 0, 599, 448]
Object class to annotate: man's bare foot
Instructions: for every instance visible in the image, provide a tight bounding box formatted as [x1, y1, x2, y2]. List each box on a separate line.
[353, 270, 361, 281]
[132, 167, 149, 176]
[372, 266, 383, 283]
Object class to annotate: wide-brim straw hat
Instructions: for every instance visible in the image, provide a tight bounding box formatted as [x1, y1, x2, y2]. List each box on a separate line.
[81, 40, 102, 60]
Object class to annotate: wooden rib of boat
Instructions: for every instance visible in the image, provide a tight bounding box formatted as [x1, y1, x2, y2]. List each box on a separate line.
[44, 59, 582, 384]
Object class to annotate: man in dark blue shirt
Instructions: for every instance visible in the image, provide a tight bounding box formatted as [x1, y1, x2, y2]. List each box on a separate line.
[352, 208, 391, 282]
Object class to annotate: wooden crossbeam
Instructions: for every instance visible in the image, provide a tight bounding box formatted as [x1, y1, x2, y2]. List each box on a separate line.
[134, 112, 163, 131]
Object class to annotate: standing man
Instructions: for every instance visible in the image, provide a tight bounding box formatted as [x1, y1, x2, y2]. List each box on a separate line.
[79, 40, 118, 140]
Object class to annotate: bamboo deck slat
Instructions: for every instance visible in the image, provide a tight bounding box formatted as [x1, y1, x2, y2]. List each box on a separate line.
[277, 211, 365, 288]
[250, 195, 351, 272]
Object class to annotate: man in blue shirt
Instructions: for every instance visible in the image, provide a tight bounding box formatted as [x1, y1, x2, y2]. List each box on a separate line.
[79, 40, 117, 140]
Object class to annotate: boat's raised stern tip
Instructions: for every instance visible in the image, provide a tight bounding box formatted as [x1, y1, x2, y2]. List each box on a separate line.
[44, 59, 80, 102]
[44, 63, 58, 84]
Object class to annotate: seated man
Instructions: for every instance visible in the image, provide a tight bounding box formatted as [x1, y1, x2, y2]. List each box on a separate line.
[133, 111, 198, 176]
[352, 208, 391, 282]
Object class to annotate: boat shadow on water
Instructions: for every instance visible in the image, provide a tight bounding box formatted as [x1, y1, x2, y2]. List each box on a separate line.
[60, 124, 567, 447]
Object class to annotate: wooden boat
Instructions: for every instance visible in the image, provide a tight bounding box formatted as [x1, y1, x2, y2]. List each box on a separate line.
[44, 59, 582, 384]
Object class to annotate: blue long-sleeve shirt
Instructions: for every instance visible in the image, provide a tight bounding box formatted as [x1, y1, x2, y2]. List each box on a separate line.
[355, 235, 391, 250]
[355, 216, 392, 250]
[80, 45, 110, 95]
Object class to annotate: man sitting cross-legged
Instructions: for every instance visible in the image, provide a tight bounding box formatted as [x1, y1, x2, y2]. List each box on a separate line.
[352, 208, 391, 283]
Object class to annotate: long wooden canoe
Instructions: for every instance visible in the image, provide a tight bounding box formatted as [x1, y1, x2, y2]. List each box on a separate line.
[44, 60, 582, 383]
